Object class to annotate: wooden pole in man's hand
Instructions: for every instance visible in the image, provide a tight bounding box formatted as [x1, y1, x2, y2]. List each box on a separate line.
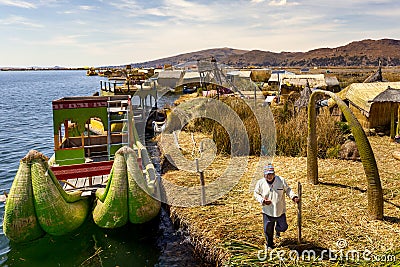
[297, 182, 302, 244]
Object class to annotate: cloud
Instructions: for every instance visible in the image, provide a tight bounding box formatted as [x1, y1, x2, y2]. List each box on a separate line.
[251, 0, 265, 3]
[59, 5, 97, 15]
[0, 0, 37, 8]
[109, 0, 139, 10]
[108, 0, 222, 23]
[0, 15, 43, 28]
[79, 5, 96, 11]
[363, 7, 400, 17]
[46, 34, 88, 46]
[269, 0, 298, 6]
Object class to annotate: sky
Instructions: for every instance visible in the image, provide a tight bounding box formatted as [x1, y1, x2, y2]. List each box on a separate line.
[0, 0, 399, 67]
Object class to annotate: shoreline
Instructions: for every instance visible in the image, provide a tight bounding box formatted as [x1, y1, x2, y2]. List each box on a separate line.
[0, 68, 87, 71]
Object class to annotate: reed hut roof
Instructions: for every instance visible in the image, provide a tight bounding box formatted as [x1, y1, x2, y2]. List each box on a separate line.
[363, 61, 388, 83]
[282, 74, 326, 87]
[268, 71, 295, 82]
[369, 86, 400, 103]
[157, 70, 184, 89]
[176, 71, 213, 87]
[157, 70, 183, 79]
[329, 82, 400, 114]
[227, 70, 252, 78]
[182, 71, 201, 79]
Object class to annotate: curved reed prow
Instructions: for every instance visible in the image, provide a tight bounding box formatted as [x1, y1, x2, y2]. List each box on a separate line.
[307, 89, 383, 220]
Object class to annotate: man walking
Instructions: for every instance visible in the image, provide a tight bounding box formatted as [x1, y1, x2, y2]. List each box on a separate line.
[254, 164, 299, 250]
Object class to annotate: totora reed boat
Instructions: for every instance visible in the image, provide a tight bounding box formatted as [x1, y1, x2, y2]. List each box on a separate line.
[3, 95, 161, 243]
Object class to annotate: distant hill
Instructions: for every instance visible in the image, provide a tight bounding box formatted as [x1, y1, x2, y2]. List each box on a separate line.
[132, 39, 400, 68]
[132, 48, 248, 68]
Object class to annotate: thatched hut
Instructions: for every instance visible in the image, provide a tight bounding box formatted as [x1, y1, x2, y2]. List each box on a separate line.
[156, 70, 184, 89]
[331, 82, 400, 130]
[269, 73, 340, 104]
[279, 74, 339, 92]
[368, 87, 400, 138]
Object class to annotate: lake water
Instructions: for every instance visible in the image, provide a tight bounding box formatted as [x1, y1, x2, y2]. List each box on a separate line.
[0, 71, 197, 266]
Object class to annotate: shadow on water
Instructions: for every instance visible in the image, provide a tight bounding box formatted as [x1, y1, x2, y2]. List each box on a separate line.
[3, 216, 160, 267]
[145, 132, 207, 267]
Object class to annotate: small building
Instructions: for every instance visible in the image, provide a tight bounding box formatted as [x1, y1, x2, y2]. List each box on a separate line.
[268, 70, 295, 85]
[269, 73, 339, 104]
[281, 74, 340, 92]
[177, 71, 201, 87]
[156, 70, 184, 89]
[332, 82, 400, 130]
[226, 70, 252, 84]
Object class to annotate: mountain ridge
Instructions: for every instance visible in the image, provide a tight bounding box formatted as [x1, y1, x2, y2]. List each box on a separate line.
[132, 39, 400, 68]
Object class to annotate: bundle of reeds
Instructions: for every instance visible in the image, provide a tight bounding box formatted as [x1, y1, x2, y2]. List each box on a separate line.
[275, 109, 345, 158]
[212, 97, 263, 156]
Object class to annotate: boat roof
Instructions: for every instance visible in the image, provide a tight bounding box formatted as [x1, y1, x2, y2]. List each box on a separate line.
[52, 95, 128, 105]
[52, 95, 130, 134]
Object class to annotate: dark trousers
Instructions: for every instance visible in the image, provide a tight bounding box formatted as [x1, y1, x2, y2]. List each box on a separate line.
[262, 213, 288, 247]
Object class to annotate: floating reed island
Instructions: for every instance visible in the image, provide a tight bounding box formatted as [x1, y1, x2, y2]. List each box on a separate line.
[157, 93, 400, 266]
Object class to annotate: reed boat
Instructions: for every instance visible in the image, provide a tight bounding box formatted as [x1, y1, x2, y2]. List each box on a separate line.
[86, 67, 98, 76]
[3, 95, 161, 243]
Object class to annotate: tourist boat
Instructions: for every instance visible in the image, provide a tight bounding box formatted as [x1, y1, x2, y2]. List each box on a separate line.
[3, 95, 161, 243]
[86, 67, 98, 76]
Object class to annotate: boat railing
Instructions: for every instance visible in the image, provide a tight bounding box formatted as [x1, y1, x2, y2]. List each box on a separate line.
[51, 160, 114, 180]
[100, 80, 141, 94]
[100, 80, 123, 93]
[51, 161, 113, 194]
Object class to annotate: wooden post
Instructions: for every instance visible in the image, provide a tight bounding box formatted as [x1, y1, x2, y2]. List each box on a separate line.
[196, 158, 206, 205]
[297, 182, 302, 244]
[81, 132, 84, 148]
[390, 103, 395, 140]
[54, 135, 60, 150]
[128, 96, 134, 148]
[397, 105, 400, 137]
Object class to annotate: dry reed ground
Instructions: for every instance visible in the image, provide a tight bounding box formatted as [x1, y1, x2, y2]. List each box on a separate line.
[160, 132, 400, 266]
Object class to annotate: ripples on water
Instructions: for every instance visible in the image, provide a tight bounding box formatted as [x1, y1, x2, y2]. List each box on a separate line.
[0, 71, 189, 266]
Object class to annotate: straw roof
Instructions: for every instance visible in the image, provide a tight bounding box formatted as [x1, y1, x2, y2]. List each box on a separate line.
[176, 71, 211, 87]
[268, 71, 295, 82]
[363, 61, 388, 83]
[157, 70, 183, 79]
[227, 70, 252, 78]
[369, 87, 400, 103]
[331, 82, 400, 114]
[281, 74, 327, 88]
